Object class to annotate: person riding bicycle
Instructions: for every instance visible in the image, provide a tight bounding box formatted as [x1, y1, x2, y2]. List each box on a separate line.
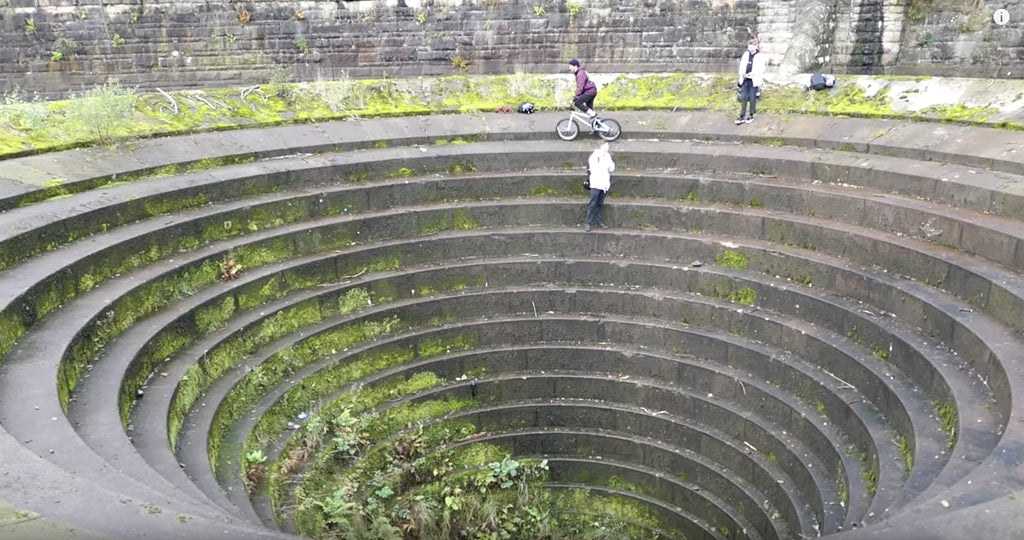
[569, 59, 598, 121]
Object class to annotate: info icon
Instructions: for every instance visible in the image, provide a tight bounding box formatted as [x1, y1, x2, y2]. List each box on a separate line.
[994, 9, 1010, 26]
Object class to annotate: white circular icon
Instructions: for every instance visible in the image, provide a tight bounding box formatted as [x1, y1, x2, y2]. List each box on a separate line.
[994, 9, 1010, 26]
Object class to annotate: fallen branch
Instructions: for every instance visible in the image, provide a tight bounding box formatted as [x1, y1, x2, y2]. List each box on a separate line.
[822, 368, 856, 390]
[155, 87, 178, 115]
[209, 97, 232, 110]
[314, 267, 368, 288]
[193, 94, 218, 111]
[241, 85, 266, 101]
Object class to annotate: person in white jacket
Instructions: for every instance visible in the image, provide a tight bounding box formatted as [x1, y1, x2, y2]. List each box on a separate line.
[736, 38, 768, 124]
[585, 142, 615, 232]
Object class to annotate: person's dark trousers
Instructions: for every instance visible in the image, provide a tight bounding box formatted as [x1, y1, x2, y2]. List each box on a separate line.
[574, 93, 597, 113]
[585, 188, 606, 229]
[739, 79, 757, 118]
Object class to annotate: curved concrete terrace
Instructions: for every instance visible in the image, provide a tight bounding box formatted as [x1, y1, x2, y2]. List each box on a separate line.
[0, 111, 1023, 539]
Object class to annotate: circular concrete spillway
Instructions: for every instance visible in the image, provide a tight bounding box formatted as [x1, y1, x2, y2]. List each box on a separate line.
[0, 111, 1022, 540]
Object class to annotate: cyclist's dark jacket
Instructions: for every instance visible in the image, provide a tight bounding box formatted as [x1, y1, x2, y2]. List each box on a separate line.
[574, 67, 597, 99]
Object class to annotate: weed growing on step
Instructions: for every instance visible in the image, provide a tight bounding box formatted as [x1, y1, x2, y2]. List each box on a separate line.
[725, 287, 756, 305]
[860, 452, 878, 497]
[894, 431, 913, 475]
[935, 400, 958, 449]
[836, 462, 849, 506]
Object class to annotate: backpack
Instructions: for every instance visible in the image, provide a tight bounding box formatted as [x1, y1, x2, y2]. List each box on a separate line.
[517, 101, 535, 114]
[808, 73, 835, 91]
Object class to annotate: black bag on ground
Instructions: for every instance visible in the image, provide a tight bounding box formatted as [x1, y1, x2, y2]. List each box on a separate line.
[808, 73, 835, 91]
[517, 101, 535, 114]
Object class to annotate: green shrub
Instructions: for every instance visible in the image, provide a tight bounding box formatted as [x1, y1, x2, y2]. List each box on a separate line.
[307, 72, 362, 113]
[64, 81, 137, 143]
[0, 87, 49, 131]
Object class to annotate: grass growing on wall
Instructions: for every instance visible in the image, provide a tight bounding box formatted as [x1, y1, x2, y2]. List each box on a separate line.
[0, 73, 1017, 161]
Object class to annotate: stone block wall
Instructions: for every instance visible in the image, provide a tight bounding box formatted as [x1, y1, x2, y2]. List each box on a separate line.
[890, 0, 1024, 78]
[829, 0, 1023, 78]
[0, 0, 760, 97]
[1, 0, 1022, 98]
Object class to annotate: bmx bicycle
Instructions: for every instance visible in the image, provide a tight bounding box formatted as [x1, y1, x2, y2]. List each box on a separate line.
[555, 108, 621, 142]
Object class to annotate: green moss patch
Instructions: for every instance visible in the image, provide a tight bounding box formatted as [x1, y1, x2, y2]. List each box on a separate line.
[166, 300, 337, 448]
[716, 249, 748, 270]
[60, 259, 221, 413]
[288, 394, 664, 539]
[419, 209, 481, 235]
[0, 310, 26, 361]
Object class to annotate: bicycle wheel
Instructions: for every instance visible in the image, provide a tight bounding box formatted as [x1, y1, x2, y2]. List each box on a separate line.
[555, 119, 579, 141]
[596, 118, 621, 142]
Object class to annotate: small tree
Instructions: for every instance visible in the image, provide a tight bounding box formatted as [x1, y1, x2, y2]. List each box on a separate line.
[65, 81, 137, 144]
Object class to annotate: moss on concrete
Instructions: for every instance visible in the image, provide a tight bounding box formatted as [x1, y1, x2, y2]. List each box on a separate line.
[0, 310, 26, 360]
[420, 209, 482, 234]
[3, 73, 1016, 166]
[167, 300, 338, 449]
[716, 249, 748, 270]
[60, 258, 221, 415]
[194, 295, 237, 334]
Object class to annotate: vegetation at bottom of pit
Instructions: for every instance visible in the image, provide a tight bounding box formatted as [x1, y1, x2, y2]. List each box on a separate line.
[1, 74, 1017, 162]
[260, 363, 668, 539]
[268, 370, 452, 517]
[295, 450, 664, 539]
[291, 424, 666, 540]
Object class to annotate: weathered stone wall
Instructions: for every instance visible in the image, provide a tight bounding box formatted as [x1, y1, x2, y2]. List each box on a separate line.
[758, 0, 1024, 79]
[1, 0, 1022, 98]
[888, 1, 1024, 78]
[0, 0, 760, 97]
[827, 0, 1023, 78]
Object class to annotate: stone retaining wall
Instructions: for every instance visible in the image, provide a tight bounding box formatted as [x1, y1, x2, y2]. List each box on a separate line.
[0, 0, 1022, 97]
[0, 0, 758, 97]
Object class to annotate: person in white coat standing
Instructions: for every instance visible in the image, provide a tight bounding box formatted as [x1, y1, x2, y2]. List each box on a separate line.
[736, 38, 768, 124]
[585, 142, 615, 232]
